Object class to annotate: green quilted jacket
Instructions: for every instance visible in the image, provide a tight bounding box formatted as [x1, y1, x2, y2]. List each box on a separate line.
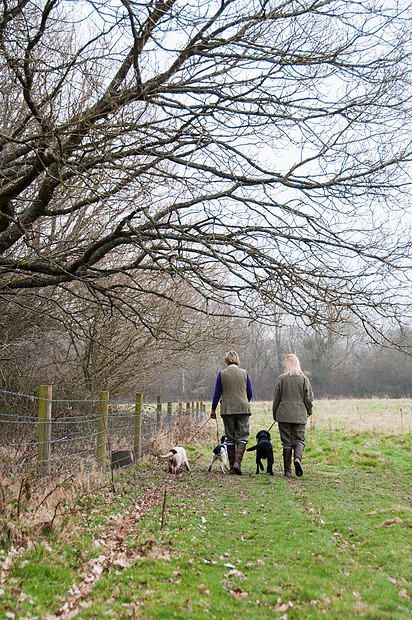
[272, 373, 314, 424]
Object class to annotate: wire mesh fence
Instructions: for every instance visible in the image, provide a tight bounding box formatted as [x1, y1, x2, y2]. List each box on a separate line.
[0, 387, 206, 481]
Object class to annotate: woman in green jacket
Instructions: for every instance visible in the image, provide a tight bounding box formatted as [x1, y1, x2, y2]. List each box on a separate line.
[272, 354, 314, 477]
[210, 351, 253, 475]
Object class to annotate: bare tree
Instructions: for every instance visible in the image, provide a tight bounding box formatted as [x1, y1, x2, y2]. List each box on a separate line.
[0, 0, 410, 344]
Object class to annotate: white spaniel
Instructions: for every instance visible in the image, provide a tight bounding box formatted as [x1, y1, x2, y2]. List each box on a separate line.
[160, 447, 191, 474]
[207, 436, 230, 473]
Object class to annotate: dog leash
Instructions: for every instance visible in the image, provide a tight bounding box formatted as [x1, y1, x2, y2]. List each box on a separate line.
[186, 416, 213, 445]
[267, 420, 276, 433]
[215, 417, 220, 444]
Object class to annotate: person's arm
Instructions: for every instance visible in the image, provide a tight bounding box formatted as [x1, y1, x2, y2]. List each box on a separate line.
[272, 377, 282, 420]
[246, 373, 253, 401]
[303, 377, 314, 416]
[210, 372, 222, 418]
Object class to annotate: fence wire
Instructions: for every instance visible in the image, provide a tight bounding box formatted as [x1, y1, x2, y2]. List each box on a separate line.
[0, 389, 206, 479]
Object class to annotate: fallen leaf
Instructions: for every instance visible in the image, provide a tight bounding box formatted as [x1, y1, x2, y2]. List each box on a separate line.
[223, 569, 246, 580]
[113, 557, 131, 569]
[378, 517, 404, 527]
[398, 589, 411, 600]
[388, 576, 407, 586]
[223, 563, 235, 569]
[228, 587, 248, 600]
[274, 600, 293, 612]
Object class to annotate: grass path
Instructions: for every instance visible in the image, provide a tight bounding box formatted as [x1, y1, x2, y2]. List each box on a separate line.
[1, 403, 411, 619]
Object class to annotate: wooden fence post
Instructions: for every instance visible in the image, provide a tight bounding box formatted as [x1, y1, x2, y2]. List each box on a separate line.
[97, 391, 109, 469]
[196, 401, 200, 422]
[186, 401, 190, 417]
[156, 395, 162, 433]
[133, 393, 142, 461]
[38, 385, 52, 474]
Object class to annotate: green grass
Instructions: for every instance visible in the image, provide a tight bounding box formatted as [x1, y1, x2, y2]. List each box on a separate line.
[0, 401, 411, 619]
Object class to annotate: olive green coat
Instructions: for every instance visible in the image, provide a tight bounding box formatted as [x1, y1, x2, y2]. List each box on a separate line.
[272, 373, 314, 424]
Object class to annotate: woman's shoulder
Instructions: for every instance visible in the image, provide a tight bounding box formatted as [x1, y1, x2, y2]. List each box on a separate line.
[221, 365, 246, 375]
[279, 372, 307, 381]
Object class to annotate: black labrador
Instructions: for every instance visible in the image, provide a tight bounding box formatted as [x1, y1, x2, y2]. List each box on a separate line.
[247, 430, 274, 475]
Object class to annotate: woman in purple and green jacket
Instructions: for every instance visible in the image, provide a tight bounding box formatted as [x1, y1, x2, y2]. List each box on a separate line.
[210, 350, 253, 475]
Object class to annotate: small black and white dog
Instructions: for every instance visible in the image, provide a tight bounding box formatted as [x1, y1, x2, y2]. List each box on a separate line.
[207, 435, 230, 473]
[247, 430, 274, 475]
[160, 446, 191, 474]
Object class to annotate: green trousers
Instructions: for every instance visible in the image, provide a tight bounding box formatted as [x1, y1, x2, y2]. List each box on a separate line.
[222, 414, 250, 443]
[278, 422, 306, 448]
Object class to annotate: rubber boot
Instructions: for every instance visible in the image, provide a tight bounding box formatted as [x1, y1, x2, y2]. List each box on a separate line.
[283, 448, 292, 477]
[230, 442, 246, 475]
[227, 443, 236, 470]
[294, 442, 304, 477]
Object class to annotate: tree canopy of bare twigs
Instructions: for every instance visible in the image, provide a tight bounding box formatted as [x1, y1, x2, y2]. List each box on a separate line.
[0, 0, 411, 345]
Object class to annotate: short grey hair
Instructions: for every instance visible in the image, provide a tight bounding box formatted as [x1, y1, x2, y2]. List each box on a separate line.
[224, 350, 240, 366]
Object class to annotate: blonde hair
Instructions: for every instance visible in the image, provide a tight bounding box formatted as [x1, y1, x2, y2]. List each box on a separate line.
[224, 350, 240, 366]
[284, 354, 302, 376]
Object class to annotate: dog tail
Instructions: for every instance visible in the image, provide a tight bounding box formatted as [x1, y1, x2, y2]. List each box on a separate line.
[246, 445, 257, 452]
[259, 462, 264, 471]
[159, 449, 177, 459]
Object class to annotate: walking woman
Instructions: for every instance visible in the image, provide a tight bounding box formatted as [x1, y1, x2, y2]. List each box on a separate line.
[272, 354, 314, 477]
[210, 351, 253, 475]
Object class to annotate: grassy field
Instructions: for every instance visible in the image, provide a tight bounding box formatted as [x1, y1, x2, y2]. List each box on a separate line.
[0, 399, 411, 619]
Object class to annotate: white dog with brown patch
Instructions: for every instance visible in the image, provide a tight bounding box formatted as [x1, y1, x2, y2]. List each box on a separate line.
[160, 447, 190, 474]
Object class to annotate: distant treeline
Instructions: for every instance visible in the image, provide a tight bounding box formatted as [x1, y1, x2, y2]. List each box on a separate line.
[1, 296, 410, 403]
[149, 324, 412, 402]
